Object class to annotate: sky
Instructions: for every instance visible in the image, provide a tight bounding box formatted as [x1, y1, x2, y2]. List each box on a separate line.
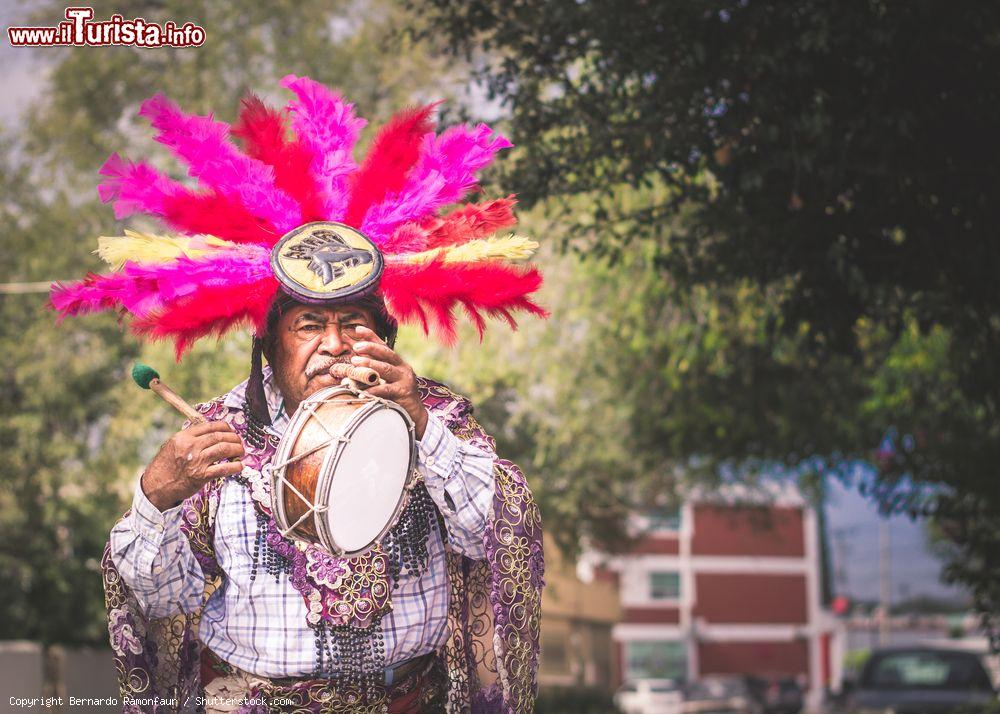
[0, 0, 967, 608]
[0, 1, 46, 126]
[825, 477, 962, 603]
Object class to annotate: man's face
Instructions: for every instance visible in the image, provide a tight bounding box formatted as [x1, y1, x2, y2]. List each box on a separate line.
[266, 304, 376, 413]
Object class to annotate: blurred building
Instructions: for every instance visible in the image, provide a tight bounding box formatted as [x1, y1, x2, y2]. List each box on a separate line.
[584, 484, 844, 709]
[538, 544, 621, 691]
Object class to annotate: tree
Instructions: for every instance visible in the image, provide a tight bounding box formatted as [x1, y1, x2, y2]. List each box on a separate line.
[0, 132, 139, 642]
[409, 0, 1000, 641]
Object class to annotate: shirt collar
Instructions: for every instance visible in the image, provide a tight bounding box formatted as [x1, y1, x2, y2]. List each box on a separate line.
[223, 365, 288, 435]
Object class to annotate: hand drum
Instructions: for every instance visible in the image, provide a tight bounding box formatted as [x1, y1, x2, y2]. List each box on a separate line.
[270, 384, 417, 556]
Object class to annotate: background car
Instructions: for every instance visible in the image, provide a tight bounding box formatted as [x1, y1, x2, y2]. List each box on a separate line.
[614, 678, 684, 714]
[682, 675, 764, 713]
[846, 647, 996, 713]
[747, 675, 804, 714]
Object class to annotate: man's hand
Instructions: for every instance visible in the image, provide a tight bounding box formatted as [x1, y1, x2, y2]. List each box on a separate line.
[350, 325, 430, 439]
[140, 421, 245, 511]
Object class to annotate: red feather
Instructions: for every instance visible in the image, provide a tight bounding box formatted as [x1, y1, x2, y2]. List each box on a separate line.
[380, 260, 547, 343]
[381, 223, 428, 253]
[382, 196, 518, 254]
[132, 278, 278, 358]
[162, 191, 278, 245]
[343, 104, 437, 228]
[232, 94, 327, 222]
[421, 196, 518, 248]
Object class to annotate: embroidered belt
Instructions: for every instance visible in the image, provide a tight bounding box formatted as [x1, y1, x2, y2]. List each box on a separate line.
[200, 649, 445, 713]
[201, 647, 436, 689]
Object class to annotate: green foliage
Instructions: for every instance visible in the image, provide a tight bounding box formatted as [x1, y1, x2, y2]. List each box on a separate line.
[411, 0, 1000, 640]
[0, 143, 140, 643]
[842, 648, 870, 678]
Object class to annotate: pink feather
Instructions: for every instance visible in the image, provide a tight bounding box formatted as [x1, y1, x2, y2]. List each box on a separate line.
[380, 259, 547, 343]
[51, 273, 146, 319]
[232, 95, 327, 222]
[139, 94, 302, 232]
[98, 153, 181, 219]
[362, 124, 513, 242]
[343, 104, 437, 229]
[98, 153, 277, 245]
[50, 249, 271, 320]
[281, 74, 367, 221]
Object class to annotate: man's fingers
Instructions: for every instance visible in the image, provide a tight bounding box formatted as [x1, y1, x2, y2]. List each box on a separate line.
[352, 341, 400, 365]
[204, 459, 245, 480]
[351, 356, 400, 381]
[199, 441, 245, 465]
[353, 326, 403, 364]
[354, 324, 385, 345]
[187, 420, 237, 436]
[194, 430, 243, 448]
[364, 384, 399, 401]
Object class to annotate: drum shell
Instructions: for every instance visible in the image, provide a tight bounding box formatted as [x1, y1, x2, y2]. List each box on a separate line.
[270, 385, 416, 556]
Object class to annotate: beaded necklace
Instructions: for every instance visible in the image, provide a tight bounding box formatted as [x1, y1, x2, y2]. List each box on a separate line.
[233, 398, 440, 696]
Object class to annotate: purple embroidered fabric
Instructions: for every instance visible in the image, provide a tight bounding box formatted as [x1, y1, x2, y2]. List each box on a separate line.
[101, 378, 544, 712]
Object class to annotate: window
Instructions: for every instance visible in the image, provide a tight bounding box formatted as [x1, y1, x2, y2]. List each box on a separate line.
[650, 571, 681, 600]
[625, 640, 686, 680]
[540, 630, 569, 674]
[645, 505, 681, 531]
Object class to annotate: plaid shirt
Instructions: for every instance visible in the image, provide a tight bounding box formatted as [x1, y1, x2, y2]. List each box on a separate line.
[109, 371, 496, 678]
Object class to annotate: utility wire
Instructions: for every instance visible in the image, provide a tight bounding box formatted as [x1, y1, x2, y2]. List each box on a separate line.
[0, 281, 60, 294]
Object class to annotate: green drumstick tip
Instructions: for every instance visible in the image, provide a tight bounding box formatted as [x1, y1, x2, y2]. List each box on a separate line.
[131, 362, 160, 389]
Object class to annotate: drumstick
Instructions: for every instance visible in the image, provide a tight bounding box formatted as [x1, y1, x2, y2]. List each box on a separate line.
[329, 362, 381, 386]
[131, 363, 206, 424]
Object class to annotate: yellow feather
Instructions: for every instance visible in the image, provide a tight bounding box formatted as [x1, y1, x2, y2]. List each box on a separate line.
[95, 230, 233, 270]
[389, 235, 539, 265]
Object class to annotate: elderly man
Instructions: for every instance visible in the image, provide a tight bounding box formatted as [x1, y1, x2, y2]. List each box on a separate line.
[112, 294, 498, 712]
[51, 77, 545, 712]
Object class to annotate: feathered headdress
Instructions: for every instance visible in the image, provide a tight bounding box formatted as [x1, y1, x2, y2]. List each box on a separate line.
[50, 75, 546, 355]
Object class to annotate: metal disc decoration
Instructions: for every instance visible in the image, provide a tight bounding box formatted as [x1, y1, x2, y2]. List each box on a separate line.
[270, 221, 384, 303]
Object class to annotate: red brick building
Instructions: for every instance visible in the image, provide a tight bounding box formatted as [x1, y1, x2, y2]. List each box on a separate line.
[584, 485, 844, 708]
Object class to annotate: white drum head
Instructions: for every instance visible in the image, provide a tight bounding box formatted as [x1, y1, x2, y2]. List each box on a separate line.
[322, 407, 412, 553]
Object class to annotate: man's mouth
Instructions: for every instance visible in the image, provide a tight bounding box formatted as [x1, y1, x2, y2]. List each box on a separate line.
[305, 359, 350, 379]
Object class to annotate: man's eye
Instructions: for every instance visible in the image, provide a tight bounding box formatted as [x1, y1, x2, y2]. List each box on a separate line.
[298, 323, 323, 332]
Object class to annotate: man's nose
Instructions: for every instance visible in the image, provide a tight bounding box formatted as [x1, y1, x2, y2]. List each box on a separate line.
[316, 326, 349, 356]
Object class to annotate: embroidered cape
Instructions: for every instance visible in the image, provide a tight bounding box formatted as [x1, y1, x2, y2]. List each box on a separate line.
[102, 378, 544, 713]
